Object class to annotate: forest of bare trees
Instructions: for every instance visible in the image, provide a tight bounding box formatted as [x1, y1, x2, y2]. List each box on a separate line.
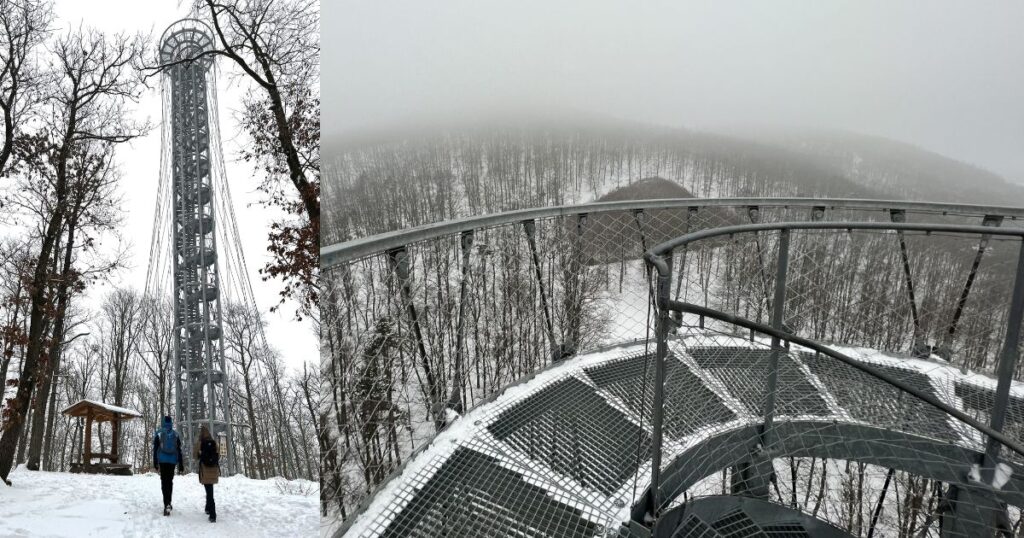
[322, 123, 1024, 248]
[321, 125, 876, 245]
[1, 283, 319, 482]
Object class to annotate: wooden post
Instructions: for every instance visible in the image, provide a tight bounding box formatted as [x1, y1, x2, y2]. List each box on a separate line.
[83, 408, 93, 465]
[111, 413, 119, 464]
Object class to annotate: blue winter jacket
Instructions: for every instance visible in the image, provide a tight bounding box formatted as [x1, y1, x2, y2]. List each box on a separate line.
[153, 416, 184, 468]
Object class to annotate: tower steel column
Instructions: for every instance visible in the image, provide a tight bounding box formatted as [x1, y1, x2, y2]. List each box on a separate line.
[160, 19, 233, 474]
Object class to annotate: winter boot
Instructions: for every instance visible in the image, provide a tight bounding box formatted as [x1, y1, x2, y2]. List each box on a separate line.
[163, 505, 170, 516]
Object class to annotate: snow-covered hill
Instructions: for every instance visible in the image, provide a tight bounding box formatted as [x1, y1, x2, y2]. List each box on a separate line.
[0, 467, 318, 537]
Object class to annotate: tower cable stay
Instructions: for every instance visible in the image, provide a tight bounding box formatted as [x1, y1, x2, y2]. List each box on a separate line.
[207, 72, 274, 332]
[204, 62, 292, 481]
[205, 59, 283, 410]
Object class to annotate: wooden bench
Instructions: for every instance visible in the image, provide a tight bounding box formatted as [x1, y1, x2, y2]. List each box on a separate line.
[69, 463, 133, 476]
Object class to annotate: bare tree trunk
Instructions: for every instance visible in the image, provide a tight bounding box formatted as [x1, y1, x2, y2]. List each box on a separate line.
[42, 370, 60, 471]
[28, 221, 77, 470]
[241, 366, 264, 478]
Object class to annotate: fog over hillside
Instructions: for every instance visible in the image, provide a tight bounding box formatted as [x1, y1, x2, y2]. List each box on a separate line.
[326, 1, 1024, 191]
[322, 120, 1024, 243]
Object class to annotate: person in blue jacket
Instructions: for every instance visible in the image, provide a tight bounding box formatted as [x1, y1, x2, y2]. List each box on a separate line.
[153, 415, 184, 516]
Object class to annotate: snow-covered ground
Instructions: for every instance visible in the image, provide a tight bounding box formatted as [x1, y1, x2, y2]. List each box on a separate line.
[0, 467, 318, 537]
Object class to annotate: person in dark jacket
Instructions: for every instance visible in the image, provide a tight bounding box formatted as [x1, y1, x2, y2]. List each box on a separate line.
[193, 424, 220, 523]
[152, 415, 184, 516]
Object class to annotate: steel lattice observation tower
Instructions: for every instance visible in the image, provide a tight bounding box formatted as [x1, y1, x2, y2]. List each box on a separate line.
[146, 18, 277, 475]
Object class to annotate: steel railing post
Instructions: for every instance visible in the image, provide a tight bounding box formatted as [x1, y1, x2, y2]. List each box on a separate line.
[522, 219, 559, 363]
[448, 230, 474, 414]
[565, 214, 587, 356]
[984, 238, 1024, 470]
[890, 209, 925, 356]
[645, 250, 673, 522]
[761, 228, 791, 445]
[672, 207, 697, 303]
[941, 215, 1002, 358]
[387, 246, 443, 431]
[748, 205, 773, 316]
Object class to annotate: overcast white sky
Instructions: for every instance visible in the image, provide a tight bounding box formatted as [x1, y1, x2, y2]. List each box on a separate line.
[43, 0, 317, 371]
[326, 0, 1024, 184]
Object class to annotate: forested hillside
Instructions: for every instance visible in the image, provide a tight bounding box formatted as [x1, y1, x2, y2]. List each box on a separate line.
[323, 119, 1024, 245]
[748, 129, 1024, 206]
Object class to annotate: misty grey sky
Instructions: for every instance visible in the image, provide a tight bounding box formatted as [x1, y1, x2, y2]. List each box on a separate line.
[326, 1, 1024, 183]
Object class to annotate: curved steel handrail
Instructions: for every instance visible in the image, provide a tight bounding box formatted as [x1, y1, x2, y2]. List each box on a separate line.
[323, 197, 1024, 268]
[636, 421, 1024, 523]
[645, 220, 1024, 273]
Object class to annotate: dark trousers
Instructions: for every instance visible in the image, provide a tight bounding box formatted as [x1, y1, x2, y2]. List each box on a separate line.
[159, 463, 176, 506]
[204, 483, 216, 517]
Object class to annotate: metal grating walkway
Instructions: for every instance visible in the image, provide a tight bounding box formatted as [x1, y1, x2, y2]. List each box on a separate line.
[488, 376, 653, 496]
[688, 347, 831, 417]
[801, 351, 957, 441]
[586, 352, 736, 439]
[377, 448, 600, 538]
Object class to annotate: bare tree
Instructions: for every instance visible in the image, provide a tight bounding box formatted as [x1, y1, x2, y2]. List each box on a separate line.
[261, 350, 299, 479]
[0, 0, 52, 177]
[296, 361, 320, 481]
[138, 297, 173, 416]
[223, 302, 269, 478]
[0, 238, 30, 393]
[95, 288, 143, 459]
[22, 131, 126, 471]
[184, 0, 319, 223]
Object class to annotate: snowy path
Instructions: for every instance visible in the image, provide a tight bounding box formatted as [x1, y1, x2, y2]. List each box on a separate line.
[0, 467, 318, 537]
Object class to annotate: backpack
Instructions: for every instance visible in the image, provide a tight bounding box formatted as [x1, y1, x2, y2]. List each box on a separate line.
[200, 439, 219, 467]
[158, 430, 178, 457]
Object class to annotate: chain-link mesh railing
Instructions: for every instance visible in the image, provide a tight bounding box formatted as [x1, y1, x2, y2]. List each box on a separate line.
[324, 199, 1024, 537]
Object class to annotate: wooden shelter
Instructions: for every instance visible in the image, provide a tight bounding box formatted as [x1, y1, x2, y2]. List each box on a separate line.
[62, 399, 142, 475]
